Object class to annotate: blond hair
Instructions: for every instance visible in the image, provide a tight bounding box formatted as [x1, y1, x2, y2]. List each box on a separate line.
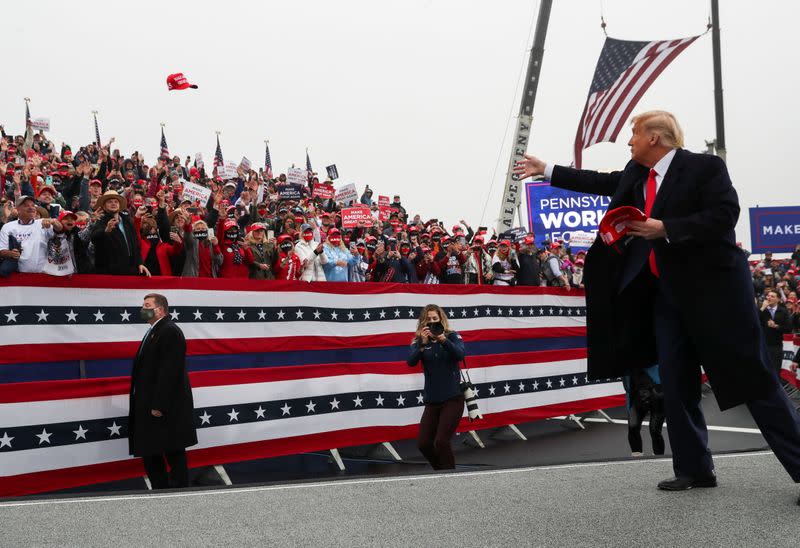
[630, 110, 684, 148]
[414, 304, 452, 339]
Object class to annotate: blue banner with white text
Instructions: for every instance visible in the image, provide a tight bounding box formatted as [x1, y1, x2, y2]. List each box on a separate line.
[749, 206, 800, 253]
[525, 181, 611, 249]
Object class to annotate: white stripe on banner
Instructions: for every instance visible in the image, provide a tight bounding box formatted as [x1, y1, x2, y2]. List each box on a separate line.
[1, 287, 587, 309]
[0, 316, 584, 346]
[0, 360, 587, 428]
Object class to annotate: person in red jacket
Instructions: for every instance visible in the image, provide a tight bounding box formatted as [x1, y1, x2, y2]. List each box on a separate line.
[134, 207, 182, 276]
[273, 234, 302, 280]
[216, 219, 253, 278]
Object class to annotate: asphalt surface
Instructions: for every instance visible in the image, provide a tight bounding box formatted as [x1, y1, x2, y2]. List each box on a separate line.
[1, 452, 797, 547]
[51, 389, 776, 493]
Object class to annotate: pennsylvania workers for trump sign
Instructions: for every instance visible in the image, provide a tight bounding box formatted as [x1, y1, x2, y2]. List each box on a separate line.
[749, 206, 800, 253]
[525, 181, 610, 249]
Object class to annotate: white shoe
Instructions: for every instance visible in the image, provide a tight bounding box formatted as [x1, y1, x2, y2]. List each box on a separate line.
[631, 452, 643, 457]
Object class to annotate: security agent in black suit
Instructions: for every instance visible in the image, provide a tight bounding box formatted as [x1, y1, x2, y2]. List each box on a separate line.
[515, 110, 800, 505]
[129, 293, 198, 489]
[759, 290, 793, 375]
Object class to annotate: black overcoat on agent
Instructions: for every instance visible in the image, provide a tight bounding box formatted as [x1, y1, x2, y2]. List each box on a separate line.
[128, 318, 198, 457]
[550, 148, 774, 410]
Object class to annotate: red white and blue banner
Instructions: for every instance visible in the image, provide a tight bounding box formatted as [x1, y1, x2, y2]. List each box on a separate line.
[782, 334, 800, 388]
[0, 275, 624, 497]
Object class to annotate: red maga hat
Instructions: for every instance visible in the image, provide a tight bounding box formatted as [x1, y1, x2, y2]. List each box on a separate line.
[599, 206, 647, 251]
[166, 72, 198, 91]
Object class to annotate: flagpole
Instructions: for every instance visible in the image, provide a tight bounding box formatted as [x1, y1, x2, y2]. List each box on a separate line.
[495, 0, 553, 233]
[710, 0, 726, 162]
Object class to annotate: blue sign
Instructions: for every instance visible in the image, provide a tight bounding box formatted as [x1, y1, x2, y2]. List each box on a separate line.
[525, 181, 611, 249]
[749, 206, 800, 253]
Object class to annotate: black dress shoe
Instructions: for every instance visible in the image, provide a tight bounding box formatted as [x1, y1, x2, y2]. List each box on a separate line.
[657, 475, 717, 491]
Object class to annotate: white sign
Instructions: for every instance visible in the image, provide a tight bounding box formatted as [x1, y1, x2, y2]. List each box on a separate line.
[218, 161, 239, 180]
[30, 118, 50, 132]
[568, 230, 597, 248]
[334, 182, 358, 205]
[195, 152, 204, 169]
[287, 167, 306, 186]
[239, 156, 251, 172]
[182, 181, 212, 205]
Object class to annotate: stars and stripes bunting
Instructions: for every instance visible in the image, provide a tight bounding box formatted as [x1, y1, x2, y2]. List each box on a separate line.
[160, 127, 170, 159]
[573, 35, 700, 168]
[0, 274, 624, 497]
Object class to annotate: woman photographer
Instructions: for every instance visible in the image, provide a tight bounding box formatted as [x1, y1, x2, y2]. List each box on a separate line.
[407, 304, 465, 470]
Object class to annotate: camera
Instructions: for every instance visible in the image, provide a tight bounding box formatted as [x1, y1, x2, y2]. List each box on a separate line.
[460, 381, 483, 421]
[428, 322, 444, 337]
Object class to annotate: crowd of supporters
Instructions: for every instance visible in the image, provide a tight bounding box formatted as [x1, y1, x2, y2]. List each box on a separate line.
[0, 124, 798, 307]
[0, 124, 591, 287]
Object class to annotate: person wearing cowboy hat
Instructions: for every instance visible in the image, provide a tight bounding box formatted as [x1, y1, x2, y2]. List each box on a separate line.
[91, 190, 151, 277]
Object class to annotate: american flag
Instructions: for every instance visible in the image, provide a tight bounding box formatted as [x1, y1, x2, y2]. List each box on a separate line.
[24, 101, 30, 128]
[214, 135, 224, 168]
[264, 141, 273, 179]
[160, 127, 170, 159]
[93, 112, 102, 147]
[0, 274, 624, 497]
[306, 149, 313, 178]
[573, 36, 699, 168]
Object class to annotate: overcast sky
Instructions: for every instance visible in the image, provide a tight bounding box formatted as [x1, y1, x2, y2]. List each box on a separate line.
[2, 0, 796, 247]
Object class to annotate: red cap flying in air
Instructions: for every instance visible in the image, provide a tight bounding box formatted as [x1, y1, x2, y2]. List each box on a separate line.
[166, 73, 198, 91]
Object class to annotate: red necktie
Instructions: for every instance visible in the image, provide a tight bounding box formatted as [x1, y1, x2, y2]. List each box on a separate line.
[644, 169, 659, 277]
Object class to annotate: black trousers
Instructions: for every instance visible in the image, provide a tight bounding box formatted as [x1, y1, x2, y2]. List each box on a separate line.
[627, 397, 666, 455]
[655, 285, 800, 481]
[142, 449, 189, 489]
[418, 396, 465, 470]
[766, 344, 784, 376]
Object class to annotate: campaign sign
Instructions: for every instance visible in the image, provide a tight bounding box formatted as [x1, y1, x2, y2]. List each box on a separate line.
[326, 164, 339, 180]
[525, 181, 611, 249]
[287, 167, 306, 186]
[749, 206, 800, 253]
[181, 181, 212, 205]
[313, 183, 335, 200]
[239, 156, 251, 172]
[30, 118, 50, 132]
[378, 195, 390, 207]
[341, 205, 374, 228]
[378, 205, 392, 222]
[335, 182, 358, 205]
[278, 183, 304, 201]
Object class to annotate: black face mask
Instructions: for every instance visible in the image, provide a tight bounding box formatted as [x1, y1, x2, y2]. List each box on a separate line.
[146, 233, 160, 242]
[366, 244, 377, 253]
[225, 231, 239, 241]
[193, 230, 208, 240]
[279, 243, 293, 253]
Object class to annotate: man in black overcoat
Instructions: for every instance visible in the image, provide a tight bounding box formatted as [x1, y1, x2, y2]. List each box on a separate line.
[759, 289, 794, 375]
[515, 110, 800, 504]
[129, 293, 197, 488]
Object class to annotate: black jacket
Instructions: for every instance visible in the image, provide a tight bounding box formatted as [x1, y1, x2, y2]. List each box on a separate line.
[550, 149, 774, 410]
[517, 252, 541, 286]
[407, 331, 465, 404]
[759, 305, 793, 347]
[91, 212, 142, 275]
[128, 318, 197, 457]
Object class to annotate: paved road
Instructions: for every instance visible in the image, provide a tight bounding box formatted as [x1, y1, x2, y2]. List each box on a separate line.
[1, 452, 796, 547]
